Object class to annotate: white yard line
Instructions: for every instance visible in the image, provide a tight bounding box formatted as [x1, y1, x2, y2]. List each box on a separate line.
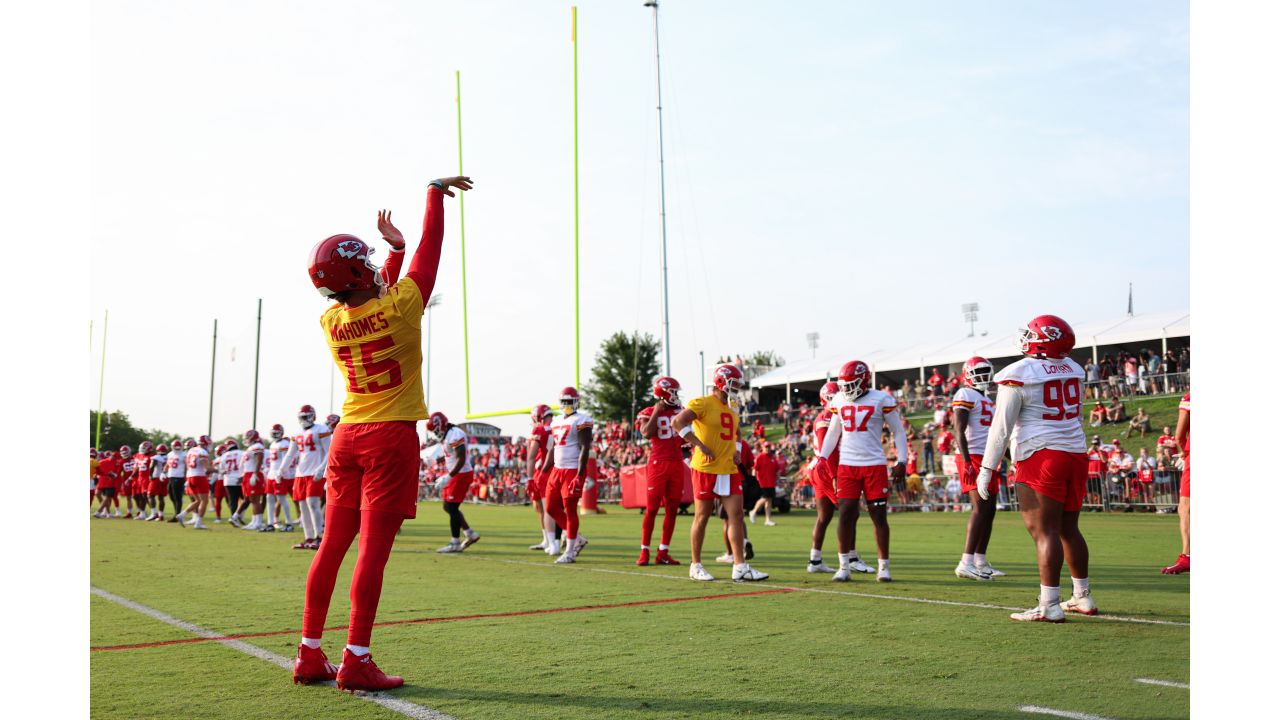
[469, 556, 1191, 627]
[91, 586, 456, 720]
[1135, 677, 1190, 689]
[1018, 705, 1118, 720]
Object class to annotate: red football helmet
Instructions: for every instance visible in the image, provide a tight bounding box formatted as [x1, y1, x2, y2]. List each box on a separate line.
[559, 387, 581, 413]
[119, 445, 133, 459]
[270, 423, 285, 440]
[819, 381, 839, 407]
[837, 360, 871, 399]
[139, 440, 154, 455]
[427, 412, 449, 437]
[225, 438, 239, 450]
[215, 443, 226, 456]
[244, 429, 261, 444]
[962, 356, 994, 392]
[198, 435, 211, 449]
[90, 448, 99, 459]
[653, 376, 682, 406]
[531, 404, 552, 425]
[712, 364, 744, 394]
[183, 439, 195, 449]
[326, 414, 341, 428]
[1019, 315, 1075, 359]
[299, 404, 317, 427]
[156, 443, 169, 455]
[308, 234, 384, 299]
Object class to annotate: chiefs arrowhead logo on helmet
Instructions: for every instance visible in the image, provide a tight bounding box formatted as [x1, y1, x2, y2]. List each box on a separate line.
[837, 360, 872, 400]
[335, 240, 364, 259]
[653, 376, 682, 406]
[427, 411, 449, 437]
[1019, 314, 1076, 359]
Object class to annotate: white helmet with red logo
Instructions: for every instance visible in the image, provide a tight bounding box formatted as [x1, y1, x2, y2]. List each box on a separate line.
[962, 356, 994, 393]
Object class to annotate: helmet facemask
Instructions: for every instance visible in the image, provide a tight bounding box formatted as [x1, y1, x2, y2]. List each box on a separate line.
[965, 363, 993, 393]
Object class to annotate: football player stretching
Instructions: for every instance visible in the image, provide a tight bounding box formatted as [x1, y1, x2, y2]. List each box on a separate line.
[294, 175, 471, 691]
[429, 412, 481, 553]
[525, 404, 559, 552]
[1161, 393, 1191, 574]
[818, 360, 907, 582]
[952, 357, 1006, 580]
[635, 376, 686, 566]
[977, 315, 1096, 622]
[539, 387, 594, 563]
[672, 364, 768, 582]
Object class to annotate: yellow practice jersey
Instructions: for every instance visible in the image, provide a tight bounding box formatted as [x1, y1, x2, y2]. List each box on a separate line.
[322, 277, 427, 423]
[90, 458, 99, 479]
[686, 394, 740, 475]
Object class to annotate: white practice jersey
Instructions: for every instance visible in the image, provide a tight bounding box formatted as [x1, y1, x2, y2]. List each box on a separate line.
[951, 386, 995, 455]
[820, 388, 907, 466]
[165, 449, 187, 478]
[293, 423, 332, 477]
[242, 442, 266, 474]
[268, 437, 296, 480]
[186, 447, 210, 476]
[550, 411, 594, 469]
[220, 449, 244, 485]
[982, 357, 1087, 463]
[443, 426, 473, 473]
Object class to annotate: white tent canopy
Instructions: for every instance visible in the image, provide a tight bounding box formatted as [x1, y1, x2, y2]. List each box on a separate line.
[748, 310, 1190, 389]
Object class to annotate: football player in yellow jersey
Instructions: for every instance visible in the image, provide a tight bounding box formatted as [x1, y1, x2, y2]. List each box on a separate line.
[89, 449, 100, 505]
[293, 175, 472, 692]
[672, 364, 769, 582]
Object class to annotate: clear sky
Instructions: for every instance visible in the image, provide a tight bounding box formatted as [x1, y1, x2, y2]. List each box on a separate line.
[89, 0, 1188, 440]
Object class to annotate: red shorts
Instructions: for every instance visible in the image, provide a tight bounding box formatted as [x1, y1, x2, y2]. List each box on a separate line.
[956, 454, 1002, 494]
[325, 420, 421, 519]
[690, 469, 742, 501]
[528, 469, 547, 502]
[1180, 457, 1190, 498]
[120, 480, 133, 497]
[545, 467, 584, 500]
[836, 465, 890, 502]
[273, 478, 294, 497]
[1015, 449, 1088, 512]
[187, 475, 210, 495]
[443, 471, 473, 504]
[645, 460, 685, 505]
[149, 479, 168, 496]
[813, 459, 838, 504]
[213, 480, 226, 500]
[244, 472, 266, 497]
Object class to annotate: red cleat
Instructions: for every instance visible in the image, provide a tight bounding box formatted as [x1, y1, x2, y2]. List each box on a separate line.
[336, 649, 404, 692]
[292, 644, 338, 685]
[636, 548, 651, 566]
[1161, 554, 1190, 575]
[655, 550, 681, 565]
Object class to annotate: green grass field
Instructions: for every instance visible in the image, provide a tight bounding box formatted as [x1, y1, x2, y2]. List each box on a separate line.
[91, 504, 1189, 720]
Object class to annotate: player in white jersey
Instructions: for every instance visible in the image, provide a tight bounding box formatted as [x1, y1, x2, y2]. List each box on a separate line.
[265, 423, 297, 533]
[239, 430, 269, 530]
[164, 439, 188, 522]
[288, 405, 332, 549]
[951, 357, 1006, 580]
[220, 440, 246, 526]
[428, 412, 481, 553]
[539, 387, 593, 563]
[818, 360, 908, 582]
[976, 315, 1095, 622]
[176, 436, 212, 529]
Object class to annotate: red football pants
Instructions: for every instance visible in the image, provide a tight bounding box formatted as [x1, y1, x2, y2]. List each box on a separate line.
[301, 504, 404, 647]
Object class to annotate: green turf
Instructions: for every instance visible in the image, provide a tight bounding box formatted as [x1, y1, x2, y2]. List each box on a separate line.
[91, 504, 1189, 719]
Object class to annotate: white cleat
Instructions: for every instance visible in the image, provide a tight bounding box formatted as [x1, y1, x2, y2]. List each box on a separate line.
[689, 563, 715, 581]
[461, 531, 481, 550]
[436, 543, 462, 554]
[831, 568, 852, 582]
[193, 523, 210, 530]
[849, 555, 873, 573]
[732, 564, 769, 582]
[554, 550, 576, 564]
[807, 562, 835, 574]
[876, 568, 892, 583]
[748, 510, 757, 524]
[955, 562, 992, 581]
[1060, 590, 1099, 616]
[978, 562, 1006, 577]
[529, 542, 547, 551]
[764, 520, 777, 527]
[572, 535, 588, 554]
[714, 553, 734, 564]
[547, 541, 561, 556]
[1011, 603, 1066, 623]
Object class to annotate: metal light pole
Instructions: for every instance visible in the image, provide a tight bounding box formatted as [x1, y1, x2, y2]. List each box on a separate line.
[806, 332, 820, 359]
[426, 293, 442, 410]
[644, 0, 672, 376]
[962, 302, 979, 338]
[207, 319, 217, 438]
[252, 299, 262, 429]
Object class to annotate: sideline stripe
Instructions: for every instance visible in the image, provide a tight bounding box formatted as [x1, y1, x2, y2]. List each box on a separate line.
[92, 586, 455, 720]
[1018, 706, 1117, 720]
[92, 587, 793, 652]
[465, 555, 1191, 627]
[1135, 677, 1190, 689]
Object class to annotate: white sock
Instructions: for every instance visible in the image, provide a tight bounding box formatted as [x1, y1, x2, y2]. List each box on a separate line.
[1040, 585, 1061, 606]
[301, 637, 322, 649]
[345, 644, 369, 657]
[308, 497, 325, 535]
[838, 552, 851, 570]
[466, 528, 478, 538]
[265, 495, 277, 524]
[300, 501, 316, 539]
[280, 497, 294, 524]
[878, 558, 890, 571]
[974, 553, 987, 567]
[810, 549, 823, 562]
[961, 553, 975, 566]
[659, 544, 669, 551]
[1072, 577, 1090, 596]
[641, 544, 650, 551]
[451, 537, 460, 544]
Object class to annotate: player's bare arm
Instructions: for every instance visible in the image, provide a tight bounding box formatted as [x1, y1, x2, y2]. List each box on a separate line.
[576, 426, 592, 479]
[525, 437, 541, 479]
[953, 407, 971, 465]
[673, 408, 714, 462]
[1174, 406, 1189, 449]
[377, 210, 405, 250]
[640, 401, 665, 438]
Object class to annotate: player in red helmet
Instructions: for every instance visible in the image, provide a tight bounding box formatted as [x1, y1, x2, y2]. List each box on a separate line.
[295, 175, 470, 691]
[428, 412, 481, 553]
[525, 404, 559, 552]
[93, 450, 122, 518]
[238, 429, 269, 530]
[672, 364, 768, 582]
[326, 413, 341, 429]
[290, 406, 334, 549]
[817, 360, 908, 582]
[264, 423, 296, 533]
[175, 435, 212, 529]
[976, 314, 1094, 622]
[1161, 393, 1191, 575]
[539, 387, 593, 562]
[804, 381, 848, 574]
[130, 442, 155, 520]
[635, 376, 686, 566]
[89, 449, 100, 506]
[952, 356, 1006, 580]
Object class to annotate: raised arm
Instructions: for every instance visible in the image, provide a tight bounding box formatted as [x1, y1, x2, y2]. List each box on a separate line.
[407, 177, 472, 300]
